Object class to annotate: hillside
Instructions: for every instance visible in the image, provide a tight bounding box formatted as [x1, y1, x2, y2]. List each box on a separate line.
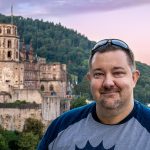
[0, 14, 150, 103]
[135, 62, 150, 103]
[0, 13, 95, 82]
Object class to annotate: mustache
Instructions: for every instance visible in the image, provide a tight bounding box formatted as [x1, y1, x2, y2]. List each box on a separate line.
[100, 88, 120, 94]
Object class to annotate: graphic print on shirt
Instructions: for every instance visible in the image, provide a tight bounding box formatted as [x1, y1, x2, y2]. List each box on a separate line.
[75, 140, 115, 150]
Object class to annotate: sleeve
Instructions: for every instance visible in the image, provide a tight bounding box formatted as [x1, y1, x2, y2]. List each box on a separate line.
[37, 117, 61, 150]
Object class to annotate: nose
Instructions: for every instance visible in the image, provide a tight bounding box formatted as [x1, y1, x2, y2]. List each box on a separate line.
[102, 74, 115, 89]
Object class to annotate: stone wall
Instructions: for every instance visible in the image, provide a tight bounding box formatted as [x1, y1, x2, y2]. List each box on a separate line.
[0, 107, 42, 131]
[12, 89, 43, 104]
[0, 96, 66, 131]
[42, 96, 61, 121]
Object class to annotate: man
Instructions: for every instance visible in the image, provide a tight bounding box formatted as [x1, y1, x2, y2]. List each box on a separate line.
[37, 39, 150, 150]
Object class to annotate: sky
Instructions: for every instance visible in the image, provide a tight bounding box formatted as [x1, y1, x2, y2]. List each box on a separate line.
[0, 0, 150, 65]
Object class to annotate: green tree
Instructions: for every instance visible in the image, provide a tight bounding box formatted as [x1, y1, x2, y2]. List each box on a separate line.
[73, 76, 91, 99]
[0, 130, 20, 150]
[71, 96, 87, 109]
[0, 134, 9, 150]
[18, 132, 39, 150]
[23, 118, 44, 138]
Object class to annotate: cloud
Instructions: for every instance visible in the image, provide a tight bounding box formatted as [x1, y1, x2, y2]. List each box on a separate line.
[1, 0, 150, 18]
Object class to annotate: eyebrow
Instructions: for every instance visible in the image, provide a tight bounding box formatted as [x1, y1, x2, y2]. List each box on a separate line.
[92, 67, 125, 72]
[112, 67, 125, 70]
[92, 68, 103, 72]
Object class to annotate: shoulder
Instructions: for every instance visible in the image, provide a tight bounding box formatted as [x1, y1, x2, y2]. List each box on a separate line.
[37, 102, 95, 149]
[60, 101, 95, 124]
[53, 102, 95, 133]
[134, 100, 150, 132]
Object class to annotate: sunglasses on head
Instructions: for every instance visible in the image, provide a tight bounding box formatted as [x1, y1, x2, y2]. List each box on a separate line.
[91, 39, 130, 56]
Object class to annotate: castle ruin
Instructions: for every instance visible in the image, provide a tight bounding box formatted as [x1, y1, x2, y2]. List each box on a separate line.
[0, 23, 70, 131]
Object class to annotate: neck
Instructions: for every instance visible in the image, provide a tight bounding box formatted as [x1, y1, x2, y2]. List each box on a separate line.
[96, 101, 134, 125]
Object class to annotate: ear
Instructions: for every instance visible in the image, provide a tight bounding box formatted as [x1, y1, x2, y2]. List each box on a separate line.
[86, 72, 91, 81]
[132, 70, 140, 87]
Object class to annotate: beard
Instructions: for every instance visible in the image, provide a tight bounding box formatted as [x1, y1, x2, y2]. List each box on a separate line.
[95, 87, 123, 110]
[100, 97, 123, 110]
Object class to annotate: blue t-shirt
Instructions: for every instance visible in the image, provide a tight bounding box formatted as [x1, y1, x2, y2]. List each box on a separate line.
[37, 100, 150, 150]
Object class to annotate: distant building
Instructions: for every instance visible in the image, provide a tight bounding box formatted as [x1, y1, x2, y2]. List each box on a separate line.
[0, 23, 70, 131]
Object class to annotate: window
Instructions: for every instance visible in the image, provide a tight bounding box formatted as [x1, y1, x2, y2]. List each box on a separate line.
[51, 91, 56, 96]
[7, 28, 11, 34]
[7, 51, 12, 58]
[0, 28, 2, 34]
[8, 40, 11, 48]
[41, 85, 45, 91]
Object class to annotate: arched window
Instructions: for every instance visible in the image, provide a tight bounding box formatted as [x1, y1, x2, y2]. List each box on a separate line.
[7, 28, 11, 34]
[8, 40, 11, 48]
[49, 84, 57, 96]
[49, 84, 54, 91]
[41, 85, 45, 91]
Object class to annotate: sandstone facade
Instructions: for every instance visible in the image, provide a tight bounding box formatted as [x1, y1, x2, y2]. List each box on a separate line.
[0, 23, 70, 131]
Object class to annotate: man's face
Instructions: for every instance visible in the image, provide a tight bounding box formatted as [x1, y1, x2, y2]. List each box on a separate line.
[87, 50, 139, 111]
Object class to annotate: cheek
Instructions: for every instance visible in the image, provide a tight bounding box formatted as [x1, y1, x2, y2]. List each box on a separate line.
[90, 79, 102, 91]
[116, 79, 134, 91]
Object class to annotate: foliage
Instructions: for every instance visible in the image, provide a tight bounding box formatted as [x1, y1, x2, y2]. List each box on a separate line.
[18, 132, 39, 150]
[0, 100, 40, 108]
[0, 134, 9, 150]
[0, 118, 43, 150]
[0, 128, 20, 150]
[0, 118, 44, 150]
[23, 118, 44, 138]
[134, 61, 150, 104]
[0, 125, 4, 131]
[73, 76, 91, 99]
[71, 96, 87, 109]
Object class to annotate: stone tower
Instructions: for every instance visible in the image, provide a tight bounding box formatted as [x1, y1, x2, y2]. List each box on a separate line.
[0, 24, 19, 62]
[0, 24, 23, 93]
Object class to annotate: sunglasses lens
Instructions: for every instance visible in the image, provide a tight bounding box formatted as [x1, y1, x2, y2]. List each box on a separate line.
[92, 39, 108, 50]
[112, 39, 129, 49]
[91, 39, 129, 56]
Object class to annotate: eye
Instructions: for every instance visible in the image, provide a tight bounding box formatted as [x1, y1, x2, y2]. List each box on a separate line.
[113, 71, 126, 77]
[93, 72, 104, 79]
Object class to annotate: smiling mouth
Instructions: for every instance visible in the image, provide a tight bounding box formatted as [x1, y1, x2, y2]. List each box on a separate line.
[101, 91, 119, 95]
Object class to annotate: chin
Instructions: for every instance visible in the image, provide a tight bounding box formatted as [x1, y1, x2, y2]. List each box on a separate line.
[100, 98, 121, 110]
